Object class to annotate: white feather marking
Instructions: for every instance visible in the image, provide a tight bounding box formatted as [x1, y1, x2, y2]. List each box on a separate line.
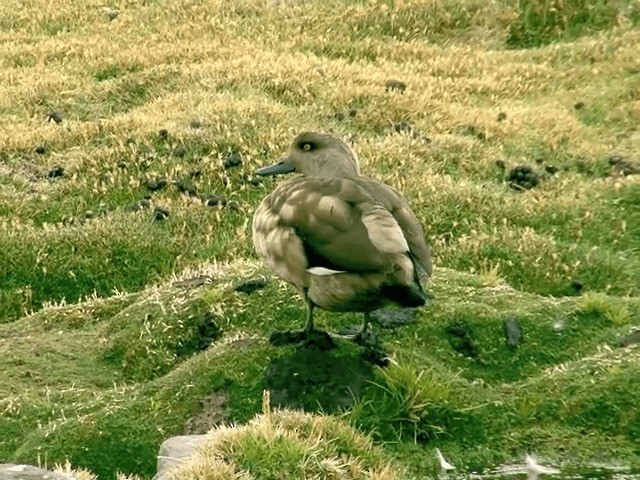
[308, 267, 345, 276]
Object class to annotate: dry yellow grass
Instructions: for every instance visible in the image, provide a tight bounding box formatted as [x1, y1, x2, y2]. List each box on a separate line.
[1, 0, 639, 478]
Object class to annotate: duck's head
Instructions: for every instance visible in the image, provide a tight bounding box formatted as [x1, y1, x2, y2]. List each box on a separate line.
[256, 131, 360, 178]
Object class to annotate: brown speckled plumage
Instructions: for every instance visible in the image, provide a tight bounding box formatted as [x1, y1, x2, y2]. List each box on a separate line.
[252, 131, 432, 336]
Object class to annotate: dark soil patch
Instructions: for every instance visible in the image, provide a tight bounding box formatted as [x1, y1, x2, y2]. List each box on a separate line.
[445, 320, 480, 360]
[269, 329, 336, 351]
[266, 344, 376, 412]
[182, 390, 229, 434]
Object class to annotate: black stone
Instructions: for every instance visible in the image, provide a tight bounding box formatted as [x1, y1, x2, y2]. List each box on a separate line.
[570, 279, 584, 293]
[146, 177, 168, 191]
[153, 206, 169, 220]
[46, 166, 64, 178]
[370, 308, 419, 329]
[234, 277, 268, 294]
[385, 80, 407, 93]
[203, 195, 227, 207]
[46, 111, 63, 124]
[175, 181, 198, 196]
[508, 165, 540, 190]
[445, 321, 480, 360]
[223, 152, 243, 169]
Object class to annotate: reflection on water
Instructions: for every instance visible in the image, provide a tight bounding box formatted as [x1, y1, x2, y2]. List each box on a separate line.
[434, 450, 639, 480]
[451, 466, 640, 480]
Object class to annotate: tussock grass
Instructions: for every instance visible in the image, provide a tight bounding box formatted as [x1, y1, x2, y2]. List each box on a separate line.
[0, 0, 639, 478]
[166, 392, 405, 479]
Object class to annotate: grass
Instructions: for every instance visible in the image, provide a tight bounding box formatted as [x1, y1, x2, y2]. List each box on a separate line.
[0, 0, 639, 478]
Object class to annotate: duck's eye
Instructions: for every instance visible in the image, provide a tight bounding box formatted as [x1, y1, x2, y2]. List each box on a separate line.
[302, 142, 313, 151]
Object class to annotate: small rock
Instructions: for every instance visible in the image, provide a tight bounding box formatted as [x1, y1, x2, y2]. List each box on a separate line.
[508, 165, 539, 191]
[46, 166, 64, 178]
[155, 436, 206, 480]
[85, 210, 95, 219]
[46, 111, 63, 124]
[497, 112, 507, 122]
[103, 7, 119, 20]
[574, 101, 585, 110]
[173, 146, 187, 158]
[234, 277, 268, 294]
[445, 321, 480, 360]
[189, 118, 202, 129]
[175, 181, 198, 196]
[370, 308, 419, 329]
[158, 129, 169, 141]
[392, 120, 413, 135]
[570, 279, 583, 293]
[545, 165, 559, 175]
[203, 195, 227, 207]
[35, 145, 47, 155]
[223, 152, 243, 169]
[504, 317, 522, 349]
[385, 79, 406, 93]
[0, 463, 82, 480]
[146, 177, 168, 192]
[153, 206, 169, 221]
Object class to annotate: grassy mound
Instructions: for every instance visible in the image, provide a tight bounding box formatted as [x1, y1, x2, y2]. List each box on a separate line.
[165, 394, 405, 479]
[1, 263, 638, 478]
[1, 0, 639, 478]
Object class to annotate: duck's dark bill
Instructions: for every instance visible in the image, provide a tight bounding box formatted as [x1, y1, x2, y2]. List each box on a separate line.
[256, 159, 295, 176]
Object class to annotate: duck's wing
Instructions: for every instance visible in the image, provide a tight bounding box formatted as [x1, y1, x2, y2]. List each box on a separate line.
[254, 176, 411, 278]
[363, 179, 433, 281]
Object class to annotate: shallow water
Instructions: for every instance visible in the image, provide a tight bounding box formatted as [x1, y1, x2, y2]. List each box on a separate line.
[460, 467, 640, 480]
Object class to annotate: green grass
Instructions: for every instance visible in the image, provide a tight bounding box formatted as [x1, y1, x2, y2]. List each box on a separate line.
[0, 0, 639, 478]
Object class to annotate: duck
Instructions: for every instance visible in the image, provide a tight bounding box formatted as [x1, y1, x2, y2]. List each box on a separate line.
[252, 131, 432, 340]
